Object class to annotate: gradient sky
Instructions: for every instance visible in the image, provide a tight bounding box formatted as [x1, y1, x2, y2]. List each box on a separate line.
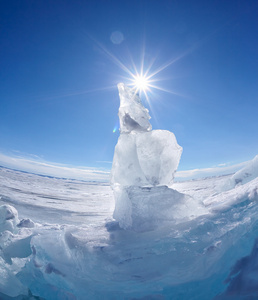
[1, 0, 258, 173]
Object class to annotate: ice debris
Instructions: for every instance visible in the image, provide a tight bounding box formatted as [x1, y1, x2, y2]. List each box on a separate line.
[111, 83, 183, 230]
[222, 155, 258, 191]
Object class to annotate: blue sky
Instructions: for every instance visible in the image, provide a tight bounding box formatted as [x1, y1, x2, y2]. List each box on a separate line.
[0, 0, 258, 174]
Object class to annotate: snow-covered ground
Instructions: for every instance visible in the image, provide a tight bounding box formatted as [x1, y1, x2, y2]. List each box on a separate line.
[0, 158, 258, 300]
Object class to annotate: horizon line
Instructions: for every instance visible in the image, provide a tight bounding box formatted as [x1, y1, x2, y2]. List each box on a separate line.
[0, 152, 253, 182]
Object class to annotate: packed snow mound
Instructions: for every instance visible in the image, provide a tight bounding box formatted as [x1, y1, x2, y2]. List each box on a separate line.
[0, 204, 19, 233]
[111, 83, 183, 230]
[0, 204, 34, 297]
[222, 155, 258, 191]
[117, 83, 152, 133]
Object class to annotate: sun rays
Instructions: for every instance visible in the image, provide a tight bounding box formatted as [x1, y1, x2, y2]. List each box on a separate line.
[131, 73, 150, 92]
[89, 35, 189, 105]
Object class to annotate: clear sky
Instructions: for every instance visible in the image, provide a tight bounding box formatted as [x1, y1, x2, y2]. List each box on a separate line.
[0, 0, 258, 173]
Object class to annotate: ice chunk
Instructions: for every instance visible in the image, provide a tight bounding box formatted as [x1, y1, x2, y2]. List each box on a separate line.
[110, 133, 150, 187]
[0, 256, 28, 297]
[113, 185, 192, 231]
[3, 235, 33, 261]
[117, 83, 152, 133]
[136, 130, 182, 186]
[0, 205, 19, 233]
[111, 130, 182, 186]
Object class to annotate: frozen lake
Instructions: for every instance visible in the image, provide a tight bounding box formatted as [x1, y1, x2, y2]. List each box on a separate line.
[1, 165, 258, 299]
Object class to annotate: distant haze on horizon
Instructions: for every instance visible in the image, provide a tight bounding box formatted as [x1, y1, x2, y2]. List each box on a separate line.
[0, 152, 251, 182]
[0, 0, 257, 171]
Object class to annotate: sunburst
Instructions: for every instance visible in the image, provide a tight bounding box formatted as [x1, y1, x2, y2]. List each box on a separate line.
[132, 73, 150, 93]
[89, 36, 186, 99]
[121, 52, 187, 103]
[88, 36, 191, 132]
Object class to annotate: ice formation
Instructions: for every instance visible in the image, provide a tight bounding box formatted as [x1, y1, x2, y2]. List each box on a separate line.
[111, 83, 183, 230]
[0, 86, 257, 299]
[0, 159, 258, 299]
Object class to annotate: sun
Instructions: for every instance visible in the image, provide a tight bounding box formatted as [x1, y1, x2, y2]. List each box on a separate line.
[132, 74, 150, 93]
